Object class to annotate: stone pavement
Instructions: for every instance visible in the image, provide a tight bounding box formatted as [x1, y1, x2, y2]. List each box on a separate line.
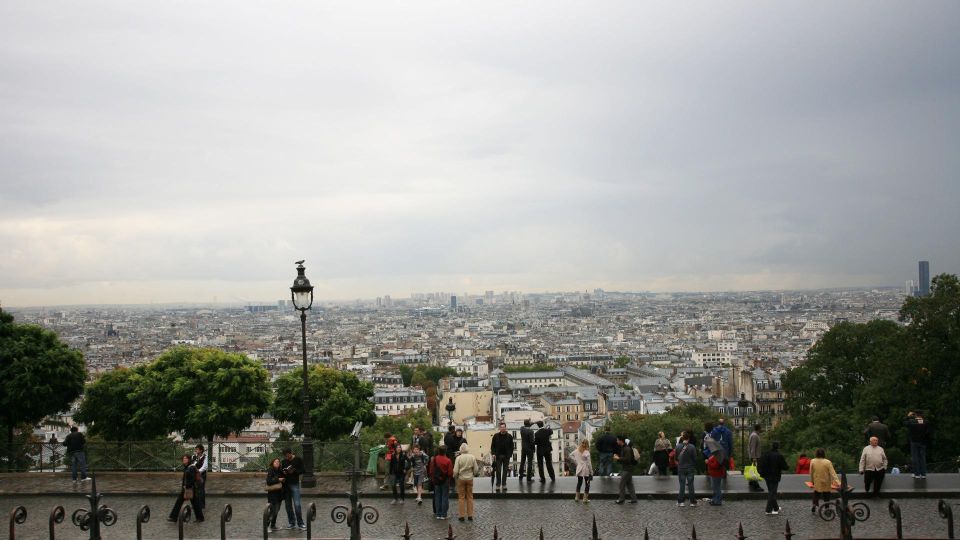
[2, 472, 958, 500]
[3, 494, 958, 539]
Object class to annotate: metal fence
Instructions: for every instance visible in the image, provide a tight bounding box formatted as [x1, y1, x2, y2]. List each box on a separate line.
[0, 440, 365, 473]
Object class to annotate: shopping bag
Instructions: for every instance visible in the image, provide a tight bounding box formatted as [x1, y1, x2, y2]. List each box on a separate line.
[744, 464, 763, 482]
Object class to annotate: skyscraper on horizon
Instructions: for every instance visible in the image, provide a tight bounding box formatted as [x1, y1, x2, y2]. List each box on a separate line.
[450, 295, 457, 310]
[918, 260, 930, 297]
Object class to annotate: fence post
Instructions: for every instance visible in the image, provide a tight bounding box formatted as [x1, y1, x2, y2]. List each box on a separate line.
[49, 505, 65, 540]
[177, 504, 191, 540]
[220, 504, 232, 540]
[887, 500, 903, 540]
[10, 506, 27, 539]
[306, 502, 316, 540]
[136, 505, 150, 540]
[690, 524, 697, 540]
[783, 520, 794, 540]
[262, 503, 271, 540]
[591, 514, 600, 540]
[444, 523, 456, 540]
[940, 499, 955, 540]
[492, 524, 498, 540]
[736, 522, 749, 540]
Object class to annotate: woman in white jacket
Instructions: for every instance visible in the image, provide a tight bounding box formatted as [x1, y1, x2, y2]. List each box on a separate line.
[572, 439, 593, 503]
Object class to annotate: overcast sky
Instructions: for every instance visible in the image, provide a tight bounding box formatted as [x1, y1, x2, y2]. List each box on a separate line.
[1, 2, 958, 306]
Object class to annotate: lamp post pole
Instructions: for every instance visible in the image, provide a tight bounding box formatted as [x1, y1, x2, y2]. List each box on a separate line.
[737, 392, 750, 466]
[291, 261, 317, 488]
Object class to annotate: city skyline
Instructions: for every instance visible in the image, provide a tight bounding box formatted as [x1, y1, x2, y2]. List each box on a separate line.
[2, 2, 958, 307]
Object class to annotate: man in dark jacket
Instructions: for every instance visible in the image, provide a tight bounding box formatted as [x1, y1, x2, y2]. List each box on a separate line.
[518, 419, 535, 482]
[534, 421, 555, 482]
[757, 441, 789, 515]
[864, 416, 893, 447]
[416, 426, 434, 457]
[168, 454, 204, 522]
[281, 448, 306, 529]
[444, 427, 465, 459]
[595, 426, 618, 476]
[613, 435, 638, 504]
[63, 426, 89, 483]
[490, 422, 514, 491]
[905, 411, 930, 479]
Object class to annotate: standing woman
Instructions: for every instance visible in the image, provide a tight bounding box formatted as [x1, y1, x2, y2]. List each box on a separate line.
[653, 432, 671, 477]
[572, 439, 593, 503]
[265, 458, 286, 531]
[168, 454, 204, 522]
[809, 448, 840, 512]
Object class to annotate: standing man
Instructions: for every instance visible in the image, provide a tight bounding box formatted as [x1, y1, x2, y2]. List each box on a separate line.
[416, 425, 434, 457]
[859, 436, 888, 498]
[490, 422, 514, 492]
[281, 448, 306, 530]
[63, 426, 89, 485]
[518, 419, 535, 483]
[905, 411, 930, 479]
[757, 441, 789, 515]
[534, 421, 556, 482]
[612, 436, 638, 504]
[676, 431, 698, 507]
[193, 444, 208, 510]
[748, 424, 763, 492]
[864, 416, 892, 447]
[409, 445, 429, 505]
[595, 426, 618, 477]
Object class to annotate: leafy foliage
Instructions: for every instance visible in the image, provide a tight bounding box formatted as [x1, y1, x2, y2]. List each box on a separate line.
[77, 346, 271, 444]
[593, 403, 721, 473]
[502, 363, 557, 373]
[773, 274, 960, 467]
[271, 366, 376, 441]
[0, 309, 86, 448]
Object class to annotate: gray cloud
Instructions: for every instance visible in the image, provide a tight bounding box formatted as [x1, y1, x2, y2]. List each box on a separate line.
[1, 1, 958, 305]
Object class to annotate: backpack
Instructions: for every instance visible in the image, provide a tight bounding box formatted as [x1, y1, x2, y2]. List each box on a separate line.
[431, 457, 448, 484]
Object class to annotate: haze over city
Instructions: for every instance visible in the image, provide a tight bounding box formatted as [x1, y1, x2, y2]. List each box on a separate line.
[2, 2, 958, 307]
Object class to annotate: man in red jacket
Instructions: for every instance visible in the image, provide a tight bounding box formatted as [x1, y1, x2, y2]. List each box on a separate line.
[428, 445, 454, 520]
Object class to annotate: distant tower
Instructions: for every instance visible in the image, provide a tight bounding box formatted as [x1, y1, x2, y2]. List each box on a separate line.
[905, 280, 915, 296]
[918, 261, 930, 297]
[450, 295, 457, 310]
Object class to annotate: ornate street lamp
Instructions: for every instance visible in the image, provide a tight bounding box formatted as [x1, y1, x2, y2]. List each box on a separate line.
[291, 260, 317, 488]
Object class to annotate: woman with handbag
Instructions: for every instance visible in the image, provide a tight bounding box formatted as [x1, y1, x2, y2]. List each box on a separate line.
[168, 454, 204, 522]
[266, 457, 286, 531]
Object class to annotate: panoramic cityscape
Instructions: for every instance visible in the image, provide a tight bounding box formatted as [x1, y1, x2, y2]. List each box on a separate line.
[2, 1, 959, 539]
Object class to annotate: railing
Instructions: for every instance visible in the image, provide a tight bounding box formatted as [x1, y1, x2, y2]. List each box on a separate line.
[7, 501, 958, 540]
[0, 440, 367, 473]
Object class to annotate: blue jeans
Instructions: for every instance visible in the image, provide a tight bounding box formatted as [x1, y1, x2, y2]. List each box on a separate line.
[70, 451, 88, 481]
[910, 442, 927, 476]
[678, 470, 696, 503]
[710, 476, 723, 504]
[598, 452, 613, 476]
[284, 483, 304, 527]
[433, 481, 449, 517]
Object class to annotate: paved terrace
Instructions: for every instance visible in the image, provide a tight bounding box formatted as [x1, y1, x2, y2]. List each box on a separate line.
[2, 474, 958, 539]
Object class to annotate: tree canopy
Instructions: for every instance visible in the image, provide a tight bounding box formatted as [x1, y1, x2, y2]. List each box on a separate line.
[772, 274, 960, 468]
[0, 308, 86, 447]
[272, 365, 376, 442]
[76, 346, 271, 444]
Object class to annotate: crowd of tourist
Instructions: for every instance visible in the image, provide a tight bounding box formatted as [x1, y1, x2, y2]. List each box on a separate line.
[241, 411, 931, 533]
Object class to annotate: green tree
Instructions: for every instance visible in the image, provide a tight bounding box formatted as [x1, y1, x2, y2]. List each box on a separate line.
[773, 274, 960, 467]
[502, 363, 556, 373]
[78, 346, 272, 450]
[272, 366, 376, 442]
[594, 403, 719, 473]
[75, 368, 146, 440]
[0, 309, 87, 470]
[614, 356, 631, 368]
